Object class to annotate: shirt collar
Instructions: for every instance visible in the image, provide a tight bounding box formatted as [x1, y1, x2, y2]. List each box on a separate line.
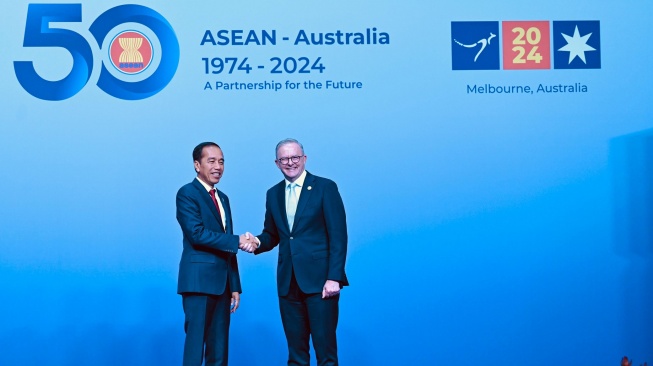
[196, 177, 214, 192]
[285, 170, 307, 188]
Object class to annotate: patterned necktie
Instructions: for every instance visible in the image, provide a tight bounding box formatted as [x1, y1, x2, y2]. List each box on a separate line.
[286, 183, 298, 231]
[209, 188, 221, 217]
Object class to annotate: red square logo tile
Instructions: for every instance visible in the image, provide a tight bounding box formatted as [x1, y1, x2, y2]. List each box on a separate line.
[502, 21, 551, 70]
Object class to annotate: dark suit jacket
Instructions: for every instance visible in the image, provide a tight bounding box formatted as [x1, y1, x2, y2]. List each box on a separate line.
[176, 178, 241, 295]
[256, 171, 348, 296]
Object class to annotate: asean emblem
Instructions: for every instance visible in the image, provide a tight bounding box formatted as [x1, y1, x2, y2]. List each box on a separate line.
[109, 30, 153, 74]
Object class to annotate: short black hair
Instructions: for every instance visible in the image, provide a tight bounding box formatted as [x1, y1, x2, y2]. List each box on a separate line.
[193, 142, 221, 162]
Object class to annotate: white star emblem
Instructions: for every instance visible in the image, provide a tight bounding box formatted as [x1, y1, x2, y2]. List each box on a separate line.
[558, 25, 596, 64]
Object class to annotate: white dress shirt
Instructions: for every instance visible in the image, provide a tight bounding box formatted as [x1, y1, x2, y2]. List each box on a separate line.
[196, 177, 227, 229]
[285, 170, 307, 212]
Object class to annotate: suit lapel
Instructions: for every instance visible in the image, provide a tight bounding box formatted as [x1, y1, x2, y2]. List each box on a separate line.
[217, 190, 230, 234]
[192, 179, 225, 232]
[275, 180, 290, 233]
[292, 172, 314, 231]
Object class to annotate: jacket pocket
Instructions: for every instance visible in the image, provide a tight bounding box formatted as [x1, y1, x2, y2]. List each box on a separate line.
[191, 254, 216, 263]
[312, 250, 328, 260]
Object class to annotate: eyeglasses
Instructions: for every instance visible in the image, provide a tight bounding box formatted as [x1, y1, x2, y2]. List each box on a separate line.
[276, 155, 304, 165]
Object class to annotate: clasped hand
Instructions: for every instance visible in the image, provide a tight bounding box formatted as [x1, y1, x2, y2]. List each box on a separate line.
[238, 232, 259, 253]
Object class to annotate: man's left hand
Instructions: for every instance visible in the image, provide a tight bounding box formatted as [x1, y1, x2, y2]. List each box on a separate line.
[231, 292, 240, 313]
[322, 280, 341, 298]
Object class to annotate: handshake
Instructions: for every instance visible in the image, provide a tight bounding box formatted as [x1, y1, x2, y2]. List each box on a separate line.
[238, 232, 259, 253]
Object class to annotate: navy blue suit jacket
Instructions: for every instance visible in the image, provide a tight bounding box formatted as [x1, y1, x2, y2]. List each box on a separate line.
[256, 171, 348, 296]
[176, 178, 241, 295]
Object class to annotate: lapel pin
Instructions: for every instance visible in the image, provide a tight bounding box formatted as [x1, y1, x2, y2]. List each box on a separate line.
[307, 186, 312, 190]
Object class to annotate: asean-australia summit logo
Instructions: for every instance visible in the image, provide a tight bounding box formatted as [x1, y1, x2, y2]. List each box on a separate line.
[14, 4, 179, 101]
[451, 20, 600, 70]
[451, 21, 500, 70]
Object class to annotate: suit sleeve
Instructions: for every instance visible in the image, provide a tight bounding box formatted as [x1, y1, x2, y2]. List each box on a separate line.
[176, 187, 239, 254]
[229, 252, 242, 293]
[255, 190, 280, 254]
[324, 180, 348, 283]
[224, 194, 243, 293]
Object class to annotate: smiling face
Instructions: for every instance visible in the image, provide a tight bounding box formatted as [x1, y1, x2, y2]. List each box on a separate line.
[194, 145, 224, 186]
[275, 142, 307, 183]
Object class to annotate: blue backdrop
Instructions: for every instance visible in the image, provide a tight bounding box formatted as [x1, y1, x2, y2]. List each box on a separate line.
[1, 1, 651, 365]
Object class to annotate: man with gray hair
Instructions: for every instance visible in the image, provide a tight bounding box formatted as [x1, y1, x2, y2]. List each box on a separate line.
[252, 138, 349, 366]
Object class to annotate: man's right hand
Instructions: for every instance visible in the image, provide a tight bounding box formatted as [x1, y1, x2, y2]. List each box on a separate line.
[238, 232, 259, 253]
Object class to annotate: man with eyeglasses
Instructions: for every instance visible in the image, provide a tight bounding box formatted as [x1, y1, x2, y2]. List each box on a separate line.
[250, 138, 349, 366]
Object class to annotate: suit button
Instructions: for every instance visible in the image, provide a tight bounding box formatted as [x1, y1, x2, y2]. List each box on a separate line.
[290, 236, 293, 240]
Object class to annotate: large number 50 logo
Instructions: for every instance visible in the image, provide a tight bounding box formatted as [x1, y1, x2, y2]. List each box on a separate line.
[14, 4, 179, 101]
